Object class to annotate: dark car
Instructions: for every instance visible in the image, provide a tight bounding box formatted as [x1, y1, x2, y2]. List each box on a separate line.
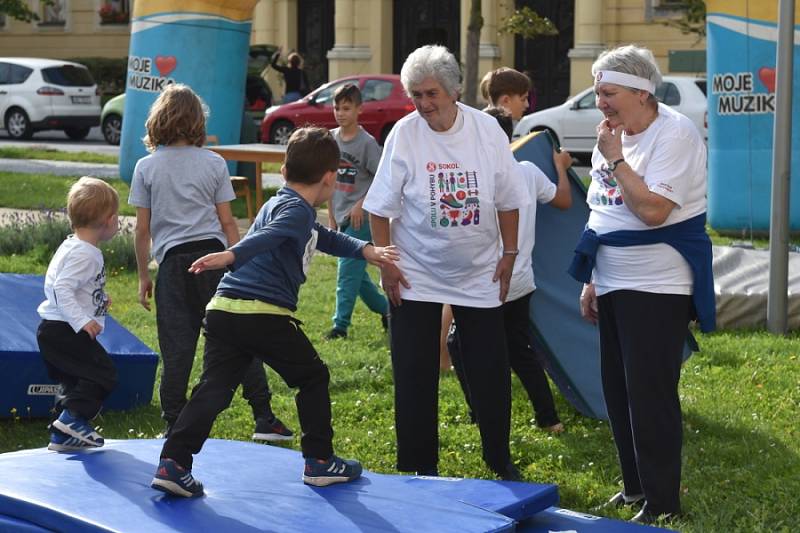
[260, 74, 415, 145]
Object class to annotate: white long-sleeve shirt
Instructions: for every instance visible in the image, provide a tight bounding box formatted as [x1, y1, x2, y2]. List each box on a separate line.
[37, 235, 109, 333]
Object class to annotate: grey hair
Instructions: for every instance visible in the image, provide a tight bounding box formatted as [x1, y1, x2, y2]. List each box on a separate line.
[400, 45, 462, 98]
[591, 45, 663, 95]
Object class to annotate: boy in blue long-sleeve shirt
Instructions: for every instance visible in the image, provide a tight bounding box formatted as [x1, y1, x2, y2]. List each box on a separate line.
[151, 127, 398, 497]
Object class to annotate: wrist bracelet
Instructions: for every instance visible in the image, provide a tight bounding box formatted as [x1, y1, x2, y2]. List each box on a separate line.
[502, 249, 519, 256]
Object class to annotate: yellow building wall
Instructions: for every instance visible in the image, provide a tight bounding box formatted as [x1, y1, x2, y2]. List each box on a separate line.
[0, 0, 130, 59]
[604, 0, 706, 74]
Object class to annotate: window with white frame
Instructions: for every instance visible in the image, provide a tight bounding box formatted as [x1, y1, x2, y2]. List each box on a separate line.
[40, 0, 67, 25]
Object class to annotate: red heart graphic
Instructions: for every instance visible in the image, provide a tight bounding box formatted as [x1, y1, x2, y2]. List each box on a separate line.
[155, 55, 177, 77]
[758, 66, 776, 93]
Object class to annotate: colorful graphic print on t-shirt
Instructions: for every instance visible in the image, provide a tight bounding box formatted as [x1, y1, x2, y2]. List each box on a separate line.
[588, 164, 625, 207]
[335, 159, 358, 193]
[427, 162, 481, 228]
[91, 265, 109, 318]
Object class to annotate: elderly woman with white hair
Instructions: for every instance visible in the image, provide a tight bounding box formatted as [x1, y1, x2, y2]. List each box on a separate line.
[363, 45, 528, 480]
[569, 45, 714, 524]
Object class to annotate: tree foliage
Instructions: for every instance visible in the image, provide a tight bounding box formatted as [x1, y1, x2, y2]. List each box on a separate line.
[0, 0, 53, 23]
[662, 0, 707, 38]
[498, 6, 558, 40]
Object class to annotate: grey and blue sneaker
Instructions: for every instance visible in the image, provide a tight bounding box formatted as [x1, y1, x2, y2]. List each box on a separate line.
[48, 427, 91, 452]
[151, 458, 204, 498]
[252, 415, 294, 442]
[51, 410, 104, 447]
[302, 455, 363, 487]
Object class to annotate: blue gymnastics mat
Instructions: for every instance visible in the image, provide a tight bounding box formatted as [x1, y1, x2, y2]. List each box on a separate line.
[518, 507, 674, 532]
[0, 273, 158, 418]
[0, 438, 559, 532]
[511, 132, 605, 419]
[512, 132, 695, 420]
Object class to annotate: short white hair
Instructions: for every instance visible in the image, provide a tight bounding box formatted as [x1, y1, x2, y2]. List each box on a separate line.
[400, 45, 461, 98]
[592, 45, 663, 92]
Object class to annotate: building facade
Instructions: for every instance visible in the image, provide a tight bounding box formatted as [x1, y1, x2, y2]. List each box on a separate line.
[0, 0, 705, 107]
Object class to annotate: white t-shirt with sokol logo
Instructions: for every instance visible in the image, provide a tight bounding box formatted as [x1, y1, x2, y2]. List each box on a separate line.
[586, 103, 707, 296]
[364, 102, 529, 308]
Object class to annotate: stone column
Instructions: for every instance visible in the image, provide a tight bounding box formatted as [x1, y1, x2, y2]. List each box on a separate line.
[568, 0, 606, 94]
[328, 0, 373, 79]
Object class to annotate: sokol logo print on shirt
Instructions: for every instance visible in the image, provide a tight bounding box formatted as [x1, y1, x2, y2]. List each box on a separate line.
[428, 162, 481, 228]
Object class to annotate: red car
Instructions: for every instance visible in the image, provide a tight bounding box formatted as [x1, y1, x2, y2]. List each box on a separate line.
[260, 74, 415, 145]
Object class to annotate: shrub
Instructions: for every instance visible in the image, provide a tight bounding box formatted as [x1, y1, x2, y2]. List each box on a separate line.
[68, 57, 127, 97]
[0, 210, 137, 272]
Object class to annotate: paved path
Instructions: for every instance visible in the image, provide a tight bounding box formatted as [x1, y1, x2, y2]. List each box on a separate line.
[1, 158, 287, 189]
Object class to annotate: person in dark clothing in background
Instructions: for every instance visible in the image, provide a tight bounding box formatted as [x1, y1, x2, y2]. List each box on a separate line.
[271, 47, 310, 103]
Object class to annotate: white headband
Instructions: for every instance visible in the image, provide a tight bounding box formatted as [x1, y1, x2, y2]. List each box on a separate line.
[594, 70, 656, 94]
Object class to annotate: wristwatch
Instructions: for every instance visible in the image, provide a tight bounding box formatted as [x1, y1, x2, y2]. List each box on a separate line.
[607, 158, 625, 172]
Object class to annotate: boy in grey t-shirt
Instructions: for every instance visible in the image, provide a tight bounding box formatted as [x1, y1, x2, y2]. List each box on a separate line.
[325, 84, 389, 339]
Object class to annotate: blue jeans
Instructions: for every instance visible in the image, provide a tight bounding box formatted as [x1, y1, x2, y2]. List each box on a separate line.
[332, 221, 388, 331]
[283, 91, 302, 103]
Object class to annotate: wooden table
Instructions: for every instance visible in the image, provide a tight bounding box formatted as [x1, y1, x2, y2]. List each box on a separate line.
[208, 143, 287, 209]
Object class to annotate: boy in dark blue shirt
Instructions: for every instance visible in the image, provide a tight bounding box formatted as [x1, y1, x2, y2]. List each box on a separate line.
[151, 127, 398, 497]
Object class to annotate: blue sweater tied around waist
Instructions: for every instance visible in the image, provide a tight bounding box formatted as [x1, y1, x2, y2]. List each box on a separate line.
[568, 212, 716, 333]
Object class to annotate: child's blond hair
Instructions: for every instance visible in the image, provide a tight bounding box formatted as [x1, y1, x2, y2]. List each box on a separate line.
[142, 83, 207, 152]
[67, 177, 119, 229]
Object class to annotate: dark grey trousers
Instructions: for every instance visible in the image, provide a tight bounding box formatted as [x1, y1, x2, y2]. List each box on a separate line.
[154, 242, 272, 425]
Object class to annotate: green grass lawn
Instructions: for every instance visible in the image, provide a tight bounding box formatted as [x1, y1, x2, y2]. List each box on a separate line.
[0, 147, 119, 165]
[1, 172, 799, 531]
[0, 246, 797, 532]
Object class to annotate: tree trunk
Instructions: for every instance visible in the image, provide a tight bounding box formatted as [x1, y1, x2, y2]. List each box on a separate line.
[463, 0, 483, 108]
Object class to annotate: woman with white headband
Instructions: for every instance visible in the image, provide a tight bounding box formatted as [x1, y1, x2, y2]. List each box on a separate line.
[568, 44, 715, 525]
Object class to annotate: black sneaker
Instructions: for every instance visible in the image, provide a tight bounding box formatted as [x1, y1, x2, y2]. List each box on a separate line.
[252, 415, 294, 442]
[631, 506, 679, 525]
[610, 491, 645, 508]
[493, 462, 522, 481]
[324, 328, 347, 340]
[303, 455, 362, 486]
[151, 458, 204, 497]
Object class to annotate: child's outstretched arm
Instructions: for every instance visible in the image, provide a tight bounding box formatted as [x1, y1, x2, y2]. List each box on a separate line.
[134, 207, 154, 311]
[189, 251, 235, 274]
[314, 222, 398, 266]
[550, 149, 573, 210]
[362, 243, 400, 267]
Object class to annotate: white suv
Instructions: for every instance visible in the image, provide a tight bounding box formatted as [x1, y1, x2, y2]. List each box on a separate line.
[0, 58, 101, 140]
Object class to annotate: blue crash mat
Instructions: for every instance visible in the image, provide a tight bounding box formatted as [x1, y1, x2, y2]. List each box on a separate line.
[0, 438, 559, 532]
[517, 507, 674, 532]
[0, 273, 158, 418]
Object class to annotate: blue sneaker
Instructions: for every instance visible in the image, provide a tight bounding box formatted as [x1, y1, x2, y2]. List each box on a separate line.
[47, 427, 91, 452]
[52, 410, 104, 447]
[151, 458, 204, 498]
[303, 455, 363, 487]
